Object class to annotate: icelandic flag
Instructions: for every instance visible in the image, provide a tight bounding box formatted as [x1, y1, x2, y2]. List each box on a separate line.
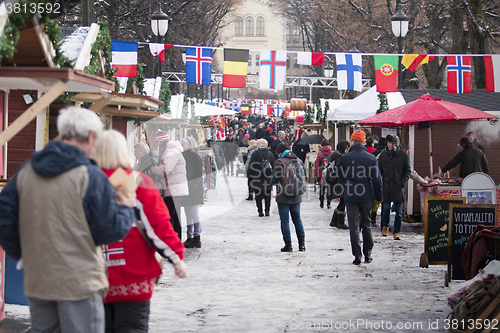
[259, 50, 287, 90]
[484, 55, 500, 93]
[149, 43, 174, 63]
[186, 47, 213, 85]
[336, 53, 363, 91]
[111, 40, 138, 77]
[447, 56, 471, 94]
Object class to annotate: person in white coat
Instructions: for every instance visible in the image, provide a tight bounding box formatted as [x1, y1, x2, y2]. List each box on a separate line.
[152, 140, 189, 240]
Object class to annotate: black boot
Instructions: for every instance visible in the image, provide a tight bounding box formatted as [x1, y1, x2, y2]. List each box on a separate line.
[371, 211, 377, 226]
[319, 201, 324, 208]
[246, 195, 253, 201]
[298, 238, 306, 252]
[327, 201, 331, 209]
[335, 211, 349, 229]
[281, 239, 293, 252]
[329, 210, 338, 227]
[185, 236, 201, 248]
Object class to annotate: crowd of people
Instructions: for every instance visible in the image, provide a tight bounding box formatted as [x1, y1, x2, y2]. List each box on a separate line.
[0, 108, 490, 331]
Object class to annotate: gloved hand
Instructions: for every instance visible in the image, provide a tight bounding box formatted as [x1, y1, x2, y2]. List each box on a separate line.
[174, 260, 188, 278]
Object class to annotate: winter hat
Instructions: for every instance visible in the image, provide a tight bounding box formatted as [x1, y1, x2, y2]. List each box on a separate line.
[247, 140, 258, 151]
[244, 133, 250, 139]
[459, 137, 471, 146]
[350, 130, 366, 142]
[257, 138, 268, 148]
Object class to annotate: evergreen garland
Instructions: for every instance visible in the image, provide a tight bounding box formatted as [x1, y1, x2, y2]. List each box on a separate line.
[323, 101, 329, 125]
[377, 92, 388, 114]
[85, 22, 118, 88]
[315, 99, 322, 123]
[126, 63, 145, 94]
[304, 104, 314, 123]
[0, 0, 72, 67]
[157, 77, 171, 114]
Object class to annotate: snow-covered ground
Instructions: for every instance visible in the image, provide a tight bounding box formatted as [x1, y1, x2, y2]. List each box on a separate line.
[5, 172, 456, 332]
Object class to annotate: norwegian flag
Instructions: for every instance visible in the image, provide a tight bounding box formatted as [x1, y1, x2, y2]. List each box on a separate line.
[186, 47, 213, 85]
[102, 242, 125, 267]
[155, 133, 170, 142]
[447, 56, 472, 93]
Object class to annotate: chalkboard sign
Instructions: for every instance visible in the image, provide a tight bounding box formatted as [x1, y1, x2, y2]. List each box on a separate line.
[424, 197, 466, 265]
[448, 204, 499, 281]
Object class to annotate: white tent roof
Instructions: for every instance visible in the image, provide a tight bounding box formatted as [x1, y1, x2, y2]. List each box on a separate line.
[169, 94, 236, 118]
[328, 86, 406, 121]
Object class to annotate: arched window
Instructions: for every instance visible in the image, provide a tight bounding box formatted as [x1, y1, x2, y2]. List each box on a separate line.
[256, 16, 265, 36]
[235, 17, 243, 35]
[286, 25, 290, 42]
[246, 16, 254, 35]
[292, 26, 300, 42]
[286, 55, 290, 69]
[293, 55, 299, 68]
[248, 54, 252, 73]
[256, 54, 260, 68]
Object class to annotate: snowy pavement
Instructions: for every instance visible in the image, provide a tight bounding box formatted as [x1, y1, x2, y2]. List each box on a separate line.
[4, 172, 456, 332]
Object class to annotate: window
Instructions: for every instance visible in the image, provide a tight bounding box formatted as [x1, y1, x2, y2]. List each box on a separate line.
[235, 17, 243, 35]
[286, 55, 290, 69]
[294, 55, 299, 68]
[256, 16, 265, 36]
[248, 54, 252, 73]
[286, 25, 290, 42]
[256, 54, 260, 68]
[246, 16, 254, 35]
[292, 26, 300, 42]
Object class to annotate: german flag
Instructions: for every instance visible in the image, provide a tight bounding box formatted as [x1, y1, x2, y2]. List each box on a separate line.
[223, 48, 249, 88]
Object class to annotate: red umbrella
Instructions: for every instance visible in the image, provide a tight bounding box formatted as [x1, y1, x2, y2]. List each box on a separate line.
[359, 94, 497, 178]
[359, 94, 495, 126]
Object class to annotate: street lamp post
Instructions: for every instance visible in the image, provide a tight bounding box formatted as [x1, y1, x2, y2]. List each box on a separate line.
[391, 4, 409, 89]
[151, 2, 169, 78]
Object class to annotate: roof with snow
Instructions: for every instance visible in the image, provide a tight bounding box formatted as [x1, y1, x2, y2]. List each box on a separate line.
[399, 89, 500, 112]
[60, 26, 89, 62]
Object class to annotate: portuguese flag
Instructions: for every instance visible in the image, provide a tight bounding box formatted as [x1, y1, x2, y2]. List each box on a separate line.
[223, 48, 249, 88]
[374, 55, 399, 92]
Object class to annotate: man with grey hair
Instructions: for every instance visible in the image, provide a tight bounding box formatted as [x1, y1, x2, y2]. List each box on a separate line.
[0, 107, 135, 332]
[270, 130, 288, 159]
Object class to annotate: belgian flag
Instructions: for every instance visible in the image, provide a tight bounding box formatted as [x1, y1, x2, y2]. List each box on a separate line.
[223, 48, 249, 88]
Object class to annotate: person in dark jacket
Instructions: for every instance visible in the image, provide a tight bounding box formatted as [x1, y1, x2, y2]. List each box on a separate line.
[206, 139, 223, 171]
[248, 139, 276, 217]
[255, 123, 267, 139]
[466, 131, 485, 153]
[181, 137, 205, 248]
[291, 138, 310, 163]
[441, 137, 489, 179]
[222, 133, 238, 176]
[272, 142, 307, 252]
[328, 140, 350, 229]
[337, 130, 383, 265]
[378, 134, 411, 240]
[0, 107, 135, 332]
[315, 139, 334, 209]
[270, 130, 288, 159]
[371, 137, 386, 157]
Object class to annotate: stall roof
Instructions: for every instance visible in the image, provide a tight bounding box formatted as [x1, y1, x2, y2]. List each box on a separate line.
[399, 89, 500, 111]
[0, 67, 115, 93]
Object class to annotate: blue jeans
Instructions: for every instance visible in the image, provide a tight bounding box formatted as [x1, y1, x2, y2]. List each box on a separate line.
[278, 203, 305, 241]
[382, 202, 403, 234]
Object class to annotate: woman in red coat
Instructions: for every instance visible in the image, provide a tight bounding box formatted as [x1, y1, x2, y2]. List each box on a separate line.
[93, 130, 187, 332]
[314, 139, 334, 209]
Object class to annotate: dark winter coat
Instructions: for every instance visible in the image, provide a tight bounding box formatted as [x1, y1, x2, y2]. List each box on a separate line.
[337, 143, 383, 203]
[326, 140, 350, 199]
[180, 149, 204, 207]
[271, 150, 305, 204]
[207, 139, 223, 169]
[378, 145, 411, 203]
[255, 127, 267, 139]
[222, 138, 238, 163]
[247, 147, 275, 195]
[441, 145, 489, 178]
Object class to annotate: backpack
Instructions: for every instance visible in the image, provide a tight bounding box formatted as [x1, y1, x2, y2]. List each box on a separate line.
[277, 158, 307, 197]
[322, 158, 338, 185]
[320, 151, 334, 171]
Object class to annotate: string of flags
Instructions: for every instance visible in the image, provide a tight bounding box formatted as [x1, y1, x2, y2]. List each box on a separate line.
[111, 40, 500, 94]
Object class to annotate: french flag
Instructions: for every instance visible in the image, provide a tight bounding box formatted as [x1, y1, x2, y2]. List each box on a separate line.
[112, 40, 138, 77]
[297, 52, 324, 66]
[484, 55, 500, 93]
